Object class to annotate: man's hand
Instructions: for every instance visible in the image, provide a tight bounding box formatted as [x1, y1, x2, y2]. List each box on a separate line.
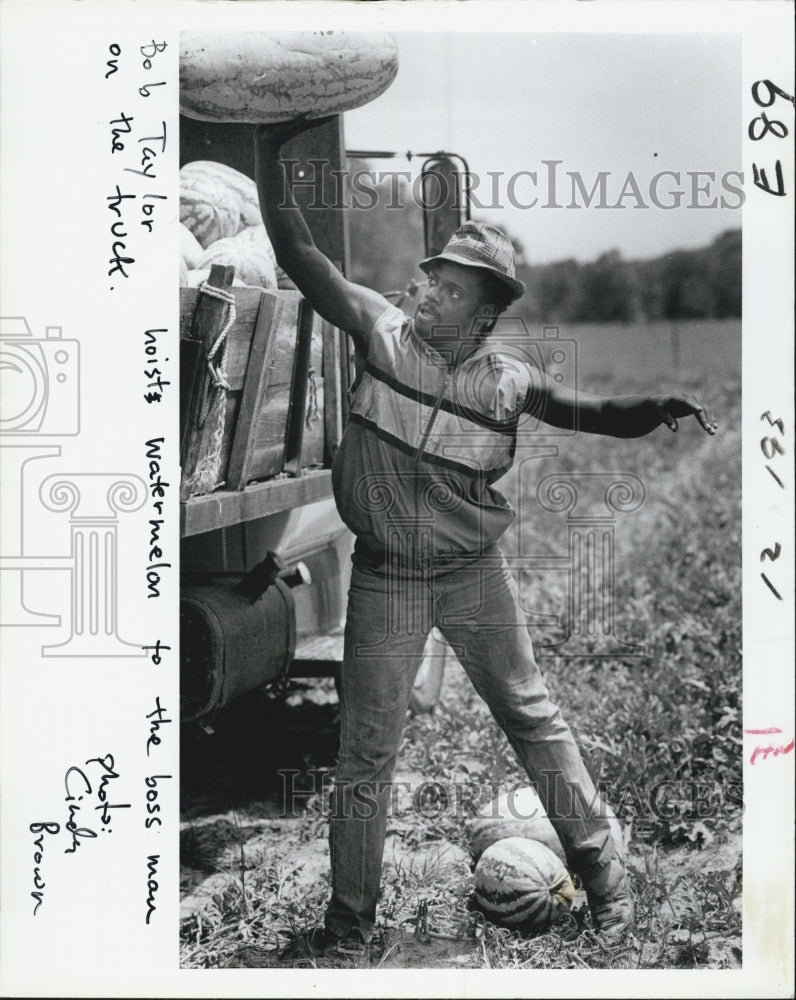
[653, 394, 718, 434]
[254, 114, 337, 152]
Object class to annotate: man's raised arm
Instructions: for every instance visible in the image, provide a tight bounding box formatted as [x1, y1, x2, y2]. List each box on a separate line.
[254, 117, 390, 354]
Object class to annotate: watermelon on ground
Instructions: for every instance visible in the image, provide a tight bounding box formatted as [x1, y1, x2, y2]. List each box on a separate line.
[473, 836, 576, 931]
[466, 785, 626, 865]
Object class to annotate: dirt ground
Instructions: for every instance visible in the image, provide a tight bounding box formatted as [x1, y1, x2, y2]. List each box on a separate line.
[180, 680, 742, 971]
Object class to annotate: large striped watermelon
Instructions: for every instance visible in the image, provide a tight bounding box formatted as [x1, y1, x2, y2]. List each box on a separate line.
[467, 786, 566, 864]
[181, 161, 263, 233]
[473, 837, 576, 931]
[180, 32, 399, 124]
[198, 230, 277, 290]
[179, 221, 204, 269]
[180, 167, 240, 249]
[467, 785, 625, 866]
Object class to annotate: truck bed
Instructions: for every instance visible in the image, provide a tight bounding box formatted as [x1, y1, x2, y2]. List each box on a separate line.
[180, 468, 333, 537]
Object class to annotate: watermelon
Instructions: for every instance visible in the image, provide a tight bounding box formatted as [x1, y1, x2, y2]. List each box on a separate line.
[180, 31, 399, 124]
[473, 837, 576, 931]
[275, 265, 297, 290]
[180, 166, 240, 249]
[198, 230, 277, 290]
[185, 268, 248, 290]
[467, 785, 625, 865]
[467, 786, 566, 863]
[234, 225, 278, 264]
[181, 161, 262, 233]
[179, 221, 204, 269]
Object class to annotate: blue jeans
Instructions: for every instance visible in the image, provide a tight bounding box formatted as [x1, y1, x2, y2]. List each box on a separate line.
[325, 544, 617, 937]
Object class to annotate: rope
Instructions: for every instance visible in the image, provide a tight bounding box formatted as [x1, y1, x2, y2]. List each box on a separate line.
[306, 367, 320, 426]
[187, 282, 237, 497]
[197, 282, 237, 427]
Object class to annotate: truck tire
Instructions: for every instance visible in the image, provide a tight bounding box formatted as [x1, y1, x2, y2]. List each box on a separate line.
[409, 628, 450, 714]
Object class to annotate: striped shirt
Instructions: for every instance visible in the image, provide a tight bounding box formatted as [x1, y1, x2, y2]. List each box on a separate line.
[331, 304, 541, 564]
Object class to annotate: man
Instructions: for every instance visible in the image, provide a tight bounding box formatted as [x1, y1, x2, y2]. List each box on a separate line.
[254, 117, 717, 956]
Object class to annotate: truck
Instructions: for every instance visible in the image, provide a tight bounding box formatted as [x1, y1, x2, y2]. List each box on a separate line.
[179, 114, 470, 730]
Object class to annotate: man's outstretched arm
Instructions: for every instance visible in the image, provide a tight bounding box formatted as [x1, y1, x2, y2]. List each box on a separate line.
[527, 375, 718, 437]
[254, 117, 391, 353]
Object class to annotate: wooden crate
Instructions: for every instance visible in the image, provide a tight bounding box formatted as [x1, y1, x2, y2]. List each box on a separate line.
[181, 265, 261, 499]
[227, 295, 332, 484]
[226, 290, 302, 487]
[181, 267, 346, 499]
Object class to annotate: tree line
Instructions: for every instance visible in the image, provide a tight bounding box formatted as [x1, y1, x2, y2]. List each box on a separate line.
[346, 166, 741, 323]
[515, 229, 741, 323]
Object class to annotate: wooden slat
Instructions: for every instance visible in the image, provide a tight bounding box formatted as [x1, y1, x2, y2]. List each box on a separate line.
[309, 307, 324, 373]
[179, 264, 236, 500]
[180, 337, 203, 461]
[216, 393, 241, 487]
[225, 291, 284, 491]
[299, 310, 326, 468]
[322, 320, 343, 464]
[222, 290, 268, 390]
[180, 288, 200, 338]
[180, 469, 334, 537]
[340, 329, 353, 427]
[283, 298, 316, 476]
[181, 283, 279, 497]
[181, 286, 264, 388]
[301, 376, 325, 467]
[250, 385, 291, 478]
[246, 292, 301, 481]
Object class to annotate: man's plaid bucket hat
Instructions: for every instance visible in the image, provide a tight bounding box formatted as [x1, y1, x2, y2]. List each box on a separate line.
[418, 221, 526, 302]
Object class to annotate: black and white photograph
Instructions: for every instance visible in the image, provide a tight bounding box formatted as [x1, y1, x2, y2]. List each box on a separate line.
[0, 2, 793, 997]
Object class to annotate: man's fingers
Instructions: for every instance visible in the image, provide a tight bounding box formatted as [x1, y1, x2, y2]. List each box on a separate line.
[697, 408, 718, 435]
[255, 113, 336, 144]
[305, 113, 337, 128]
[283, 112, 336, 135]
[691, 401, 718, 435]
[666, 396, 719, 435]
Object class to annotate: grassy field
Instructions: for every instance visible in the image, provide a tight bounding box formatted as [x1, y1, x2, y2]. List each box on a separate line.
[543, 318, 742, 382]
[179, 320, 742, 971]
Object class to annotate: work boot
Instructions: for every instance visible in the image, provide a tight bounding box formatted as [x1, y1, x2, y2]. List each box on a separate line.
[279, 924, 368, 961]
[584, 857, 634, 941]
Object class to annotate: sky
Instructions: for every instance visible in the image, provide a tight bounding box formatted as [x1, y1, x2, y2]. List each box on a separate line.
[345, 32, 742, 265]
